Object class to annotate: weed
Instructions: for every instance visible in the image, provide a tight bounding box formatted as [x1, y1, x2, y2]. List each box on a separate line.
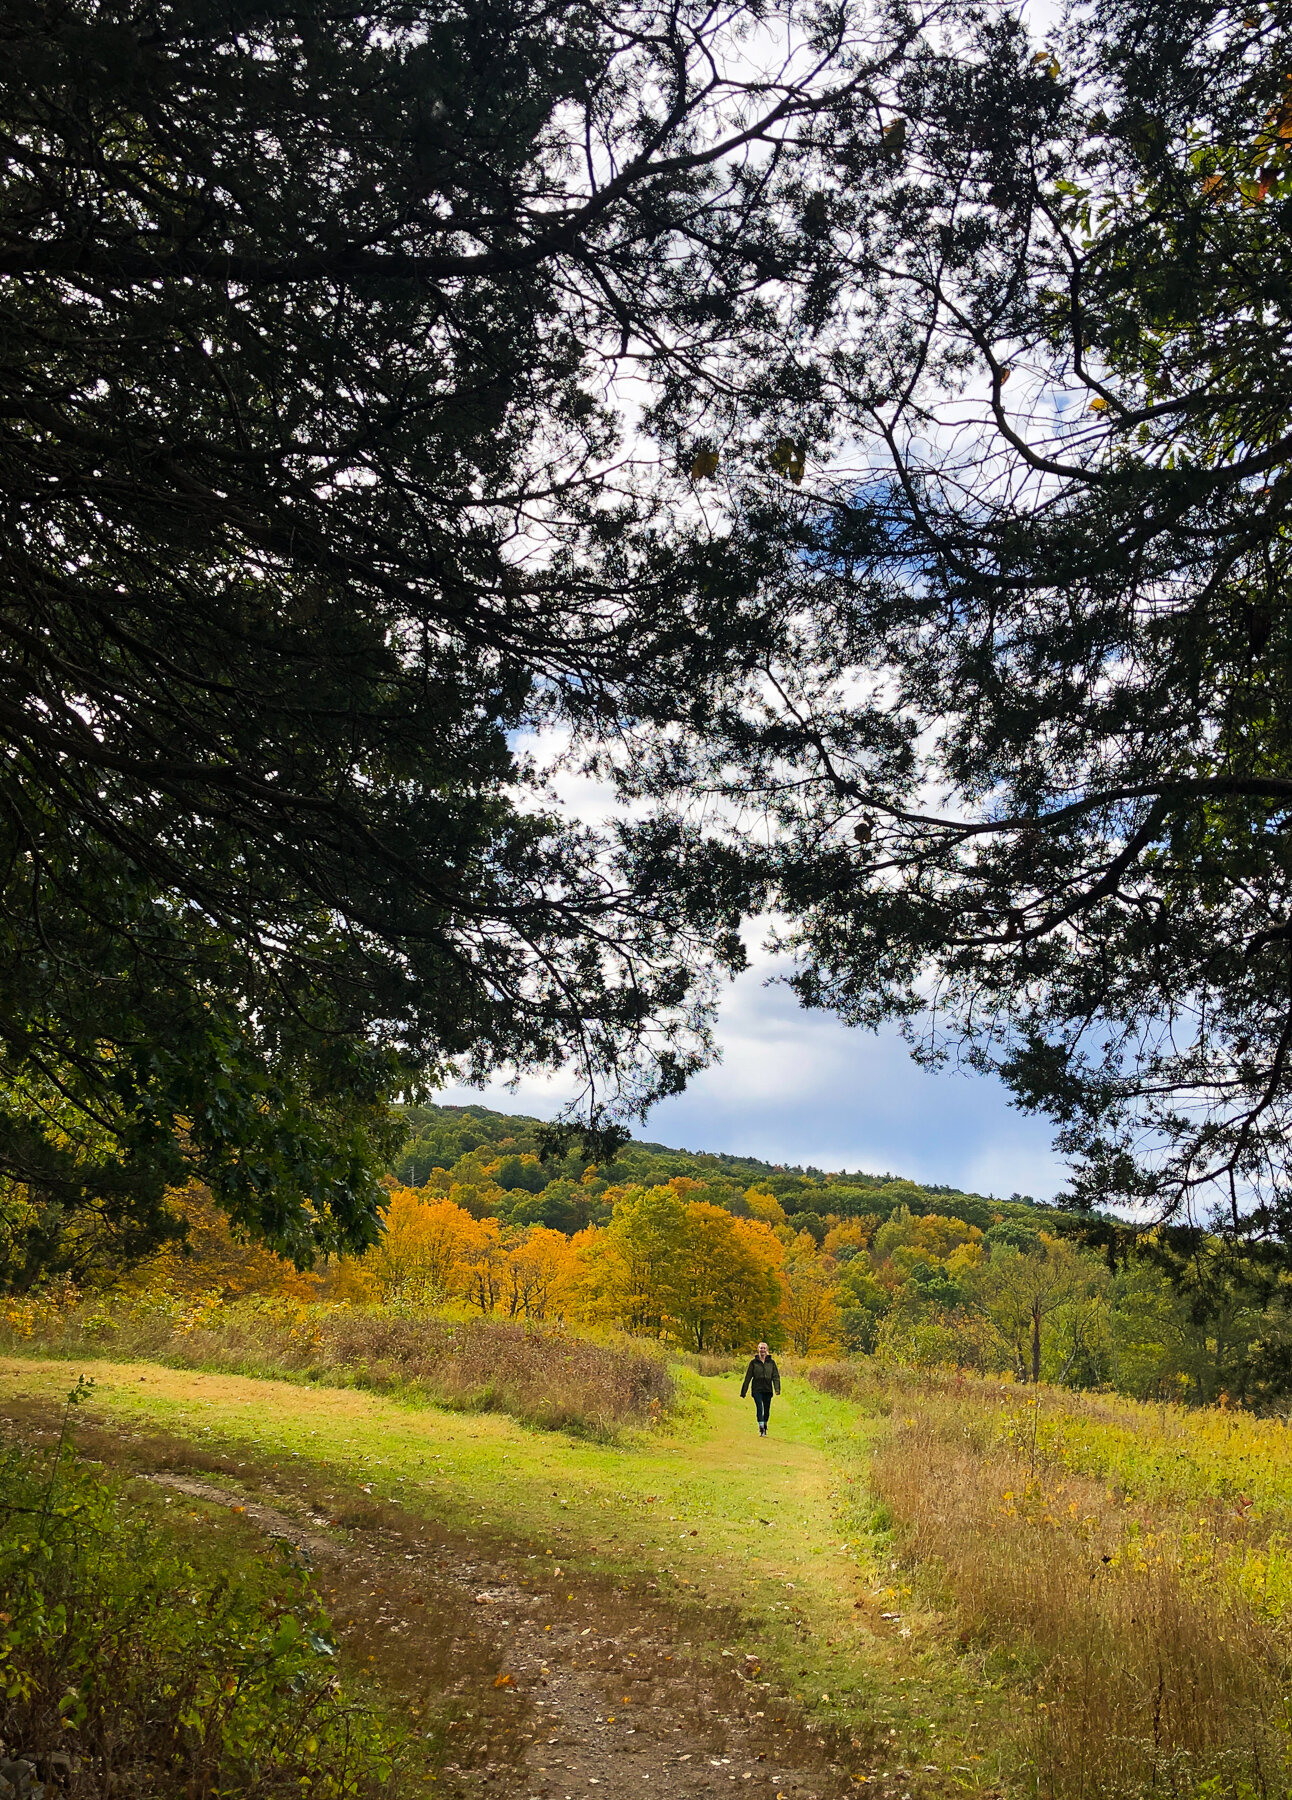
[824, 1369, 1292, 1800]
[0, 1411, 400, 1798]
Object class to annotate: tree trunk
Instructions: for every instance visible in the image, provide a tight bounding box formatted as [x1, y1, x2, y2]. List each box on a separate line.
[1031, 1305, 1042, 1385]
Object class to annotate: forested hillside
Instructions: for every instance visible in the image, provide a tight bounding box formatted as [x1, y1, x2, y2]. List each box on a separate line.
[389, 1102, 1050, 1236]
[363, 1104, 1288, 1404]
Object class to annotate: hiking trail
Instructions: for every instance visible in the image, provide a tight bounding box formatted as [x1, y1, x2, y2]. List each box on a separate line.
[0, 1359, 984, 1800]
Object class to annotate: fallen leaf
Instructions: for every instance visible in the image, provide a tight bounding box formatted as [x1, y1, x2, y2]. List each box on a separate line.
[493, 1673, 515, 1689]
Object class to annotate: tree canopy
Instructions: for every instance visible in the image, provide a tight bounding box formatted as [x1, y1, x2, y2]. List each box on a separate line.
[0, 0, 913, 1277]
[631, 0, 1292, 1264]
[11, 0, 1292, 1286]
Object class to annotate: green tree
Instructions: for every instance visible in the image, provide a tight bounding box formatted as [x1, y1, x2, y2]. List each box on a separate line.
[0, 0, 910, 1280]
[835, 1259, 891, 1353]
[587, 1186, 688, 1339]
[624, 0, 1292, 1271]
[971, 1236, 1107, 1384]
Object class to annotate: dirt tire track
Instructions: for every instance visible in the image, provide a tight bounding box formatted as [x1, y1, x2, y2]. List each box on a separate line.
[145, 1467, 845, 1800]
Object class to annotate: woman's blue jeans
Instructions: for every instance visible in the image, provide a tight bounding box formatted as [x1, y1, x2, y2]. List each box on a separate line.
[753, 1391, 772, 1425]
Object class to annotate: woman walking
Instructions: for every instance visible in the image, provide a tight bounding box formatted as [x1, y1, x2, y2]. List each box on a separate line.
[740, 1341, 781, 1436]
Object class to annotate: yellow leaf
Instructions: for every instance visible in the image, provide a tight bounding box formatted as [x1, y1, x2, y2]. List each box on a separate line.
[881, 118, 906, 151]
[769, 438, 806, 485]
[1088, 397, 1110, 412]
[689, 447, 720, 480]
[494, 1673, 514, 1689]
[1033, 51, 1060, 77]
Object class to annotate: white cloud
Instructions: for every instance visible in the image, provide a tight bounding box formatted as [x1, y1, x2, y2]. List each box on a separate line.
[440, 940, 1070, 1199]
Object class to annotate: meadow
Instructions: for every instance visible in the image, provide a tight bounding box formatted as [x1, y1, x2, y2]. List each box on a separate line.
[1, 1339, 1289, 1800]
[1, 1135, 1287, 1800]
[814, 1362, 1292, 1800]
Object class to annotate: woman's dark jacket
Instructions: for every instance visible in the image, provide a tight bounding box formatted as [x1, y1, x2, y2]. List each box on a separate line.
[740, 1356, 781, 1397]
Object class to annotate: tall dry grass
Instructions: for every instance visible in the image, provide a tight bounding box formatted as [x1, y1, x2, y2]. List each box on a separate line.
[0, 1297, 675, 1438]
[814, 1365, 1292, 1800]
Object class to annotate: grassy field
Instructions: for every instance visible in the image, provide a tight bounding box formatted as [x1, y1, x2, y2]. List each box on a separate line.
[0, 1297, 675, 1437]
[0, 1351, 1287, 1800]
[813, 1364, 1292, 1800]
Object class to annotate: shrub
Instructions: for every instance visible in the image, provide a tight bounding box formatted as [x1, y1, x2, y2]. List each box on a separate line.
[0, 1399, 395, 1799]
[0, 1295, 675, 1439]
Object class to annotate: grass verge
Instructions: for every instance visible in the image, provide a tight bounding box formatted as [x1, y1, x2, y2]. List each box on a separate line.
[0, 1299, 674, 1440]
[812, 1362, 1292, 1800]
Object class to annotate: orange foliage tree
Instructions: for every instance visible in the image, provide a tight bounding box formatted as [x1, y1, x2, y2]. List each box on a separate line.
[667, 1203, 783, 1352]
[352, 1185, 483, 1301]
[126, 1184, 321, 1300]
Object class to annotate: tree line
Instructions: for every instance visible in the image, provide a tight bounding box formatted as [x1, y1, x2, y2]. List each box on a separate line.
[114, 1152, 1292, 1402]
[4, 0, 1292, 1308]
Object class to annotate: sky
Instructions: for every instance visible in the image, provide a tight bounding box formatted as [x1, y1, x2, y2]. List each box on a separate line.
[441, 942, 1071, 1201]
[440, 0, 1079, 1201]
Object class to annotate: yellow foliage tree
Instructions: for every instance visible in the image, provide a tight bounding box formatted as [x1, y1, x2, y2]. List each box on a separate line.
[823, 1219, 874, 1257]
[666, 1202, 783, 1352]
[576, 1185, 688, 1336]
[499, 1226, 579, 1320]
[872, 1206, 983, 1283]
[127, 1184, 321, 1300]
[744, 1187, 787, 1224]
[780, 1232, 839, 1353]
[459, 1216, 508, 1313]
[379, 1188, 483, 1299]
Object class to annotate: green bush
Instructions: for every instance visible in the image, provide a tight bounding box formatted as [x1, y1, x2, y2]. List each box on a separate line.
[0, 1392, 397, 1799]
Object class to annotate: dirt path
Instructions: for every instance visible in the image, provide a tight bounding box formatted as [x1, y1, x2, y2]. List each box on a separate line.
[0, 1360, 977, 1800]
[147, 1464, 839, 1798]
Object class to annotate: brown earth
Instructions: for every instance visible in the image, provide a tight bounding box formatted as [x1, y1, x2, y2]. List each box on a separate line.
[7, 1404, 863, 1800]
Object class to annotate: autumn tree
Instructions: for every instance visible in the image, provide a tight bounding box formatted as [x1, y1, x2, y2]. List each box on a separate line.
[359, 1188, 477, 1303]
[971, 1235, 1106, 1384]
[667, 1203, 783, 1353]
[460, 1219, 510, 1317]
[500, 1227, 578, 1322]
[121, 1185, 320, 1302]
[578, 1187, 688, 1339]
[780, 1233, 838, 1354]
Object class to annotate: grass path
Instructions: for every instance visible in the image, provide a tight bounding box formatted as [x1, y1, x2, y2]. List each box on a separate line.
[0, 1358, 1001, 1798]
